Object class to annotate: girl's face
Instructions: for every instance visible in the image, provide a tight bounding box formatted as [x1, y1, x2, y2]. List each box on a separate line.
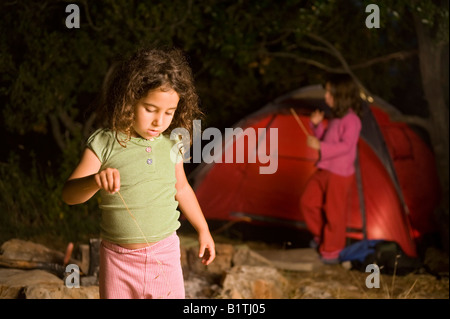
[132, 88, 180, 139]
[324, 83, 334, 108]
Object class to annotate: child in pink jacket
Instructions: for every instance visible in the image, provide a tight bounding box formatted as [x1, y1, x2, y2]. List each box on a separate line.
[300, 74, 362, 264]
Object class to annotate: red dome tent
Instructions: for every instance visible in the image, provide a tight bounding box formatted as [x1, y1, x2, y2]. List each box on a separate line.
[189, 85, 441, 257]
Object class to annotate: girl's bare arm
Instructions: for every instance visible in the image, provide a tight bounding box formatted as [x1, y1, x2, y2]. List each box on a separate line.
[62, 148, 121, 205]
[175, 161, 215, 265]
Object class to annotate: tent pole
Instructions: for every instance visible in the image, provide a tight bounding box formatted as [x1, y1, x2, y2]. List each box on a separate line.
[355, 146, 368, 240]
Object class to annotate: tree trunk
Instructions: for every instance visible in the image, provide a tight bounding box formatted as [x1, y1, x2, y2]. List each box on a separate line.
[413, 13, 449, 204]
[413, 13, 449, 251]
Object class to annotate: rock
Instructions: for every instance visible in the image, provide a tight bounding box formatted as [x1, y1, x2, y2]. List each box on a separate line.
[181, 241, 231, 299]
[186, 243, 234, 279]
[81, 276, 98, 286]
[1, 239, 65, 263]
[25, 283, 99, 299]
[87, 238, 101, 276]
[78, 244, 90, 275]
[0, 238, 83, 274]
[0, 238, 99, 299]
[232, 246, 274, 267]
[423, 246, 449, 277]
[0, 268, 99, 299]
[297, 284, 334, 299]
[0, 269, 62, 298]
[220, 266, 288, 299]
[184, 273, 221, 299]
[205, 243, 234, 275]
[255, 248, 323, 271]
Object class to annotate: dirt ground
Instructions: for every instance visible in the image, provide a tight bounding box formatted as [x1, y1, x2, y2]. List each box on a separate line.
[282, 258, 449, 299]
[192, 222, 449, 300]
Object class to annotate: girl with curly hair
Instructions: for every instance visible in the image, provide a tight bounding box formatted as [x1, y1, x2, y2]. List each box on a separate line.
[62, 47, 215, 299]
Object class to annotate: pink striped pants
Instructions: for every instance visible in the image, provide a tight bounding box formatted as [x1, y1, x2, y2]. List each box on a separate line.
[99, 232, 185, 299]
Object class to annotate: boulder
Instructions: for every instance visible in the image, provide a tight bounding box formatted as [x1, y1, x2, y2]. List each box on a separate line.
[232, 246, 274, 267]
[220, 266, 288, 299]
[1, 239, 65, 263]
[0, 238, 84, 274]
[185, 243, 234, 280]
[25, 283, 99, 299]
[0, 269, 61, 298]
[0, 268, 99, 299]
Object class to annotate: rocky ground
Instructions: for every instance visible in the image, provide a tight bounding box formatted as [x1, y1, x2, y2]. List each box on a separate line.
[0, 224, 448, 299]
[182, 231, 449, 299]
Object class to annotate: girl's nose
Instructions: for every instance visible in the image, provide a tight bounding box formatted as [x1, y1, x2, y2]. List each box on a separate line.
[152, 112, 164, 126]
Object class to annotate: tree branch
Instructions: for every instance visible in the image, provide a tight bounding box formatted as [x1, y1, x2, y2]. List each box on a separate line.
[83, 113, 96, 140]
[267, 51, 345, 73]
[394, 114, 431, 131]
[49, 114, 65, 151]
[298, 42, 335, 56]
[305, 33, 371, 95]
[267, 34, 418, 88]
[350, 50, 418, 70]
[264, 30, 294, 46]
[81, 0, 102, 31]
[170, 0, 193, 31]
[58, 109, 82, 136]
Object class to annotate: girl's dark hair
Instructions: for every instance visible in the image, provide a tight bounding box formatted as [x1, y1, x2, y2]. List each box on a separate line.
[98, 47, 202, 144]
[323, 73, 362, 118]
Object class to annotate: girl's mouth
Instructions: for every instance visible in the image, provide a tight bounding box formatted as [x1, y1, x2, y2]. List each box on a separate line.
[148, 129, 160, 137]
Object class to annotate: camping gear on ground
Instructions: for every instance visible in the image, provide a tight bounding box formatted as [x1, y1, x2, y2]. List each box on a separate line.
[339, 239, 423, 275]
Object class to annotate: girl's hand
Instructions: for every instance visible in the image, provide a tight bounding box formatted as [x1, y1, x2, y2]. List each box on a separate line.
[198, 230, 216, 266]
[94, 168, 121, 194]
[307, 135, 321, 150]
[310, 109, 324, 126]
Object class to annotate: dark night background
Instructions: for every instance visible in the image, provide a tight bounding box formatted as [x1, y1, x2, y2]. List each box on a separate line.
[0, 1, 448, 252]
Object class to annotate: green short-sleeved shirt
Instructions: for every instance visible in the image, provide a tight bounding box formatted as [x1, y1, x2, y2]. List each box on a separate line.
[87, 128, 183, 244]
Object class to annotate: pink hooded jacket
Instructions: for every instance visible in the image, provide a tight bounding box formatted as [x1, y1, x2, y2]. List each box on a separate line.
[310, 110, 361, 176]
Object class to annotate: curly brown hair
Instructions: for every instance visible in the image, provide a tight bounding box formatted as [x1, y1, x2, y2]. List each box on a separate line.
[323, 73, 362, 119]
[99, 47, 202, 145]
